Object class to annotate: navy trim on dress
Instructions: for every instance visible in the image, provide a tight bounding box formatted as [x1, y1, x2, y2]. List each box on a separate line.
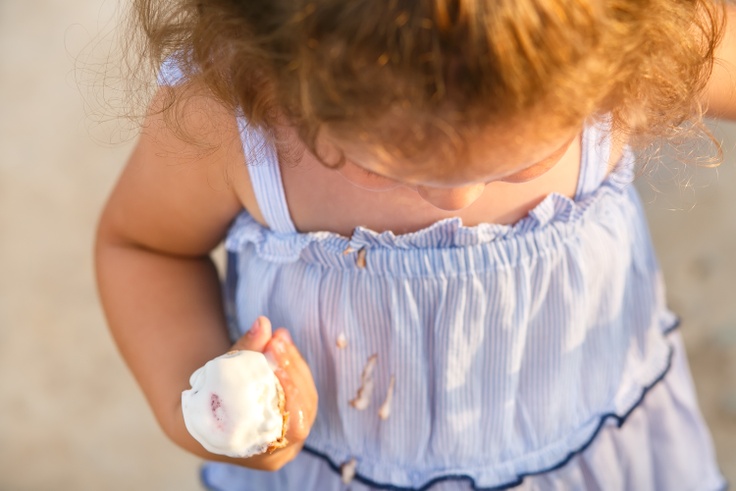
[301, 319, 682, 491]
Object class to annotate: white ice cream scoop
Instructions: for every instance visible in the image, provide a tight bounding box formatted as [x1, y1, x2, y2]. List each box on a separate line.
[181, 350, 288, 458]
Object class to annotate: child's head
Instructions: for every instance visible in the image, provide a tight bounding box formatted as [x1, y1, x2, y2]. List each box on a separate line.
[134, 0, 724, 172]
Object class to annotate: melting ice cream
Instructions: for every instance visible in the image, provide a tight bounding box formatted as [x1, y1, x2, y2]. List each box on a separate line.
[181, 350, 288, 458]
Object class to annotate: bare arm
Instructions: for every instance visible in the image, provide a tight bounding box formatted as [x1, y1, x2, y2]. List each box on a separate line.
[704, 3, 736, 119]
[95, 87, 315, 470]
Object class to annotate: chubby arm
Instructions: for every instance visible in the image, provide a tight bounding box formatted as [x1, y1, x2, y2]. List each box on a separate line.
[95, 87, 315, 470]
[704, 3, 736, 119]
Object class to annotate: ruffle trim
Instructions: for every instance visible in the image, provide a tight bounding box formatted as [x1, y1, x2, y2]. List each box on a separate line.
[225, 160, 635, 267]
[297, 321, 680, 491]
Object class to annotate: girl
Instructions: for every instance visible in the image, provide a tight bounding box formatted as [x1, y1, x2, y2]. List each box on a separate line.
[96, 1, 736, 489]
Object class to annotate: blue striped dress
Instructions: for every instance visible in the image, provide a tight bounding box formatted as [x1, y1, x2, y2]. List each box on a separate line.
[160, 56, 725, 491]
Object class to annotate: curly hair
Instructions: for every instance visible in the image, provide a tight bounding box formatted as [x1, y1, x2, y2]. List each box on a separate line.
[127, 0, 726, 167]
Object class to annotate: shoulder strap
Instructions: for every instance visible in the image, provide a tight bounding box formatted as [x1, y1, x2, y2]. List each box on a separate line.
[236, 116, 297, 234]
[157, 57, 296, 233]
[576, 119, 613, 199]
[157, 55, 188, 86]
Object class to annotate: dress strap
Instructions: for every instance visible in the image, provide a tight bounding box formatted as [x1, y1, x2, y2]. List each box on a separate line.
[236, 116, 297, 234]
[157, 56, 186, 86]
[235, 116, 615, 232]
[157, 56, 297, 233]
[575, 119, 614, 200]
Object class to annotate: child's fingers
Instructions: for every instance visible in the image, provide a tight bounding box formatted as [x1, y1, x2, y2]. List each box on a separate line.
[281, 374, 317, 444]
[270, 329, 317, 399]
[231, 316, 272, 353]
[265, 330, 318, 442]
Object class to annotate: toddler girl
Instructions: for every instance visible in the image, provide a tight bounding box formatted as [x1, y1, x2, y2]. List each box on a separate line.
[96, 0, 735, 489]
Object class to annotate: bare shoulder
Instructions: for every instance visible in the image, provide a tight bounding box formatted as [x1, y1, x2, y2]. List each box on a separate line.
[97, 82, 263, 256]
[146, 83, 265, 225]
[608, 128, 627, 173]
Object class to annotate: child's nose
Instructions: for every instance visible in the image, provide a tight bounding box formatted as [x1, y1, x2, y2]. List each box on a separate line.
[416, 183, 486, 211]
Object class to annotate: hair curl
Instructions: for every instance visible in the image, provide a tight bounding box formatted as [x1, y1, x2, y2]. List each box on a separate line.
[127, 0, 726, 167]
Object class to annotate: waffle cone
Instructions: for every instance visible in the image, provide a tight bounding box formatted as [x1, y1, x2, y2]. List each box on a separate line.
[266, 377, 289, 453]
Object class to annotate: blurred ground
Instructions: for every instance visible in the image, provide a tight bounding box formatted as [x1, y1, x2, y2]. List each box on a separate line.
[1, 2, 735, 490]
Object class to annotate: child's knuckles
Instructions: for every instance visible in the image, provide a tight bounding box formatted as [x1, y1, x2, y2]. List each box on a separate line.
[290, 425, 311, 443]
[279, 349, 314, 385]
[289, 378, 317, 410]
[282, 348, 314, 382]
[276, 369, 303, 404]
[273, 366, 291, 387]
[286, 372, 316, 404]
[291, 365, 318, 395]
[284, 341, 308, 364]
[286, 408, 313, 442]
[264, 338, 289, 367]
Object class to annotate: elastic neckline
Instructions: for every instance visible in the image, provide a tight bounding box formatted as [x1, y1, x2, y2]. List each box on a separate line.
[225, 159, 635, 277]
[237, 118, 615, 235]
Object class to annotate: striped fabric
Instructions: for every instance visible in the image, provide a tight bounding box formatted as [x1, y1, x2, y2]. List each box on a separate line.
[206, 119, 725, 490]
[154, 52, 723, 491]
[236, 117, 297, 234]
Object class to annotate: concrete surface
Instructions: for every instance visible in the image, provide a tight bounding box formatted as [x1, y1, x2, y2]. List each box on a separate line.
[1, 2, 735, 490]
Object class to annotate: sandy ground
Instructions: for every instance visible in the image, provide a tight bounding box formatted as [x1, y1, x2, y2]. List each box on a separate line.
[1, 2, 735, 490]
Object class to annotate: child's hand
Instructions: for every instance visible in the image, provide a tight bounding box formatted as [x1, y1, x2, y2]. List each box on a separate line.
[229, 316, 318, 470]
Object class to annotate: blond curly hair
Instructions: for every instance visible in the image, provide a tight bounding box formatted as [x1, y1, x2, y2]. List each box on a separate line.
[128, 0, 726, 166]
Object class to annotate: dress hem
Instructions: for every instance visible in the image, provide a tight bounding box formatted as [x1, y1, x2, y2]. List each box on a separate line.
[299, 322, 683, 491]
